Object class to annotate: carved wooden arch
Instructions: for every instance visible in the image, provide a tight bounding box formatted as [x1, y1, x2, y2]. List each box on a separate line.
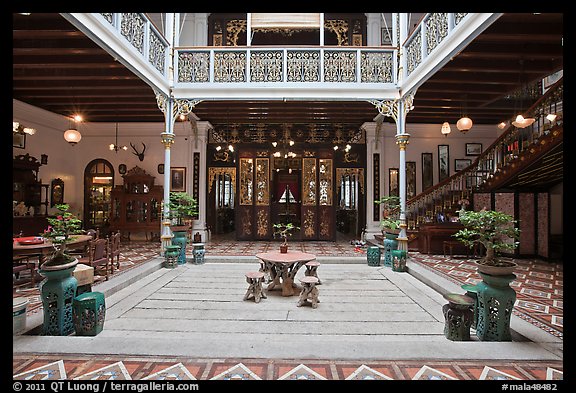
[336, 167, 365, 194]
[208, 167, 237, 194]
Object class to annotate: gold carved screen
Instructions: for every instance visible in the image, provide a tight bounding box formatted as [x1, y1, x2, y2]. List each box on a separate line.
[239, 158, 254, 205]
[302, 158, 317, 206]
[255, 158, 270, 206]
[318, 159, 333, 206]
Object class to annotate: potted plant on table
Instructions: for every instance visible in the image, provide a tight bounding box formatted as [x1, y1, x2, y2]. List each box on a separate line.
[453, 208, 521, 275]
[273, 222, 300, 253]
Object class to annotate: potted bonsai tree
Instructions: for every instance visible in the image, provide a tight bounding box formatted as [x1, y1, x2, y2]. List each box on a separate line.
[166, 191, 199, 264]
[41, 203, 84, 270]
[167, 191, 199, 231]
[375, 195, 401, 238]
[453, 208, 521, 275]
[273, 222, 300, 253]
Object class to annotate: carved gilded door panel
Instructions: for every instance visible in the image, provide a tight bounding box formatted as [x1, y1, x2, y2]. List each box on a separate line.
[301, 158, 317, 240]
[236, 157, 254, 240]
[317, 158, 334, 240]
[254, 158, 271, 239]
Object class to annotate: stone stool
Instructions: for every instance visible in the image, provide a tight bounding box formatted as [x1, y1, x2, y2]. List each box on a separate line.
[304, 261, 321, 284]
[366, 246, 381, 267]
[442, 293, 474, 341]
[192, 243, 205, 265]
[72, 291, 106, 336]
[164, 245, 180, 269]
[391, 249, 407, 272]
[297, 276, 320, 309]
[243, 271, 267, 303]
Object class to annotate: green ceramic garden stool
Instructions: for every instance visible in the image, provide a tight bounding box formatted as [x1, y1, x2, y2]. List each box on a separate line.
[171, 230, 188, 265]
[72, 291, 106, 336]
[39, 261, 78, 336]
[461, 283, 479, 329]
[164, 245, 181, 269]
[192, 243, 205, 265]
[383, 234, 398, 267]
[391, 249, 407, 272]
[367, 246, 381, 266]
[475, 272, 517, 341]
[442, 293, 475, 341]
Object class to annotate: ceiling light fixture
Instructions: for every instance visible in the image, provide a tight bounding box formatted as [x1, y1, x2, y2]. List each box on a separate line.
[13, 121, 36, 135]
[109, 122, 128, 152]
[441, 122, 451, 137]
[456, 95, 473, 133]
[63, 115, 82, 145]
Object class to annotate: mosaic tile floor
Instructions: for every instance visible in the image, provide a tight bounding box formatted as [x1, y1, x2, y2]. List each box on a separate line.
[12, 355, 563, 380]
[13, 239, 564, 382]
[408, 252, 563, 340]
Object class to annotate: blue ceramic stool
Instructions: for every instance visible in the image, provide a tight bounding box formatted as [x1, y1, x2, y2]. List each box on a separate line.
[73, 291, 106, 336]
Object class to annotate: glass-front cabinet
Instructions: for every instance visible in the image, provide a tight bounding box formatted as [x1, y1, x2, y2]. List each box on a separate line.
[84, 159, 114, 233]
[110, 166, 163, 241]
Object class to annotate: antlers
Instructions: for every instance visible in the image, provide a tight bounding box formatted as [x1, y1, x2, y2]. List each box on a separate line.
[130, 142, 146, 161]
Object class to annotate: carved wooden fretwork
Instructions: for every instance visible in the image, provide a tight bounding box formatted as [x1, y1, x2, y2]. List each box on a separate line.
[208, 167, 236, 194]
[324, 20, 349, 46]
[336, 168, 365, 194]
[226, 19, 247, 46]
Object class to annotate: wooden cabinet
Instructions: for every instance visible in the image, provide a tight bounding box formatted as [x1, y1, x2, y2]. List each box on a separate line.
[417, 223, 466, 254]
[110, 166, 163, 241]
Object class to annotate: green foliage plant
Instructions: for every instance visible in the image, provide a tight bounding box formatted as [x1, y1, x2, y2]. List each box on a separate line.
[42, 204, 84, 266]
[375, 195, 401, 233]
[167, 191, 199, 226]
[453, 208, 520, 266]
[272, 222, 300, 246]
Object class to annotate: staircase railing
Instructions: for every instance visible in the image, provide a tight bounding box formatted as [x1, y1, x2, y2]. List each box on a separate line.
[405, 77, 563, 230]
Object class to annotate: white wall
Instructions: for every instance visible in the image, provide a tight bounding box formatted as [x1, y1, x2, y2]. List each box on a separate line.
[378, 121, 501, 196]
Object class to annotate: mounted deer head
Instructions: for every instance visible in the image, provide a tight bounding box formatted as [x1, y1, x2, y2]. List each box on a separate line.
[130, 142, 146, 161]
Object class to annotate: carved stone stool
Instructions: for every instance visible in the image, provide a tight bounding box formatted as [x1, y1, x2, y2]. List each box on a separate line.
[304, 261, 321, 284]
[297, 276, 320, 309]
[243, 271, 267, 303]
[442, 293, 474, 341]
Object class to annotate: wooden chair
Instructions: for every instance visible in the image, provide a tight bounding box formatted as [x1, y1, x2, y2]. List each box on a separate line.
[78, 238, 111, 281]
[13, 256, 37, 287]
[109, 231, 121, 272]
[68, 228, 100, 257]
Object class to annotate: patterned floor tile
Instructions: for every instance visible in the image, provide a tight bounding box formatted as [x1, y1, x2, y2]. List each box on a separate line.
[13, 360, 67, 380]
[479, 366, 522, 380]
[410, 365, 458, 380]
[277, 364, 328, 380]
[209, 362, 262, 380]
[344, 364, 394, 380]
[142, 363, 196, 380]
[73, 361, 131, 380]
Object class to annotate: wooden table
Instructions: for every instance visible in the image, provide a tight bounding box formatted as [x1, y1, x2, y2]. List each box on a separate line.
[255, 251, 316, 296]
[13, 235, 93, 266]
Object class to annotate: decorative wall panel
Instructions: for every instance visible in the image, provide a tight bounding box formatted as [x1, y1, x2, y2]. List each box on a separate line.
[301, 207, 316, 240]
[318, 159, 333, 206]
[373, 154, 380, 221]
[255, 207, 270, 239]
[518, 193, 535, 255]
[193, 152, 200, 202]
[239, 158, 254, 205]
[255, 158, 270, 206]
[495, 192, 516, 250]
[537, 193, 549, 258]
[302, 158, 317, 206]
[208, 167, 236, 194]
[318, 206, 333, 240]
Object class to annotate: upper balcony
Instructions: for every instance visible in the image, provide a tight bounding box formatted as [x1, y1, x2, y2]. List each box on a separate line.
[62, 13, 500, 104]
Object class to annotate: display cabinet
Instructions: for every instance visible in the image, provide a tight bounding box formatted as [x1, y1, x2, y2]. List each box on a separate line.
[110, 166, 163, 241]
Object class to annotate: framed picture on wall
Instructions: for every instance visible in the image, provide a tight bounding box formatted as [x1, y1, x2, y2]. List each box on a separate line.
[406, 161, 416, 199]
[170, 167, 186, 192]
[389, 168, 399, 197]
[455, 158, 472, 172]
[466, 143, 483, 156]
[421, 152, 433, 191]
[13, 132, 26, 149]
[438, 145, 449, 182]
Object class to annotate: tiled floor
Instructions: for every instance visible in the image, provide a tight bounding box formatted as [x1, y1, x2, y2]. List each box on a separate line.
[13, 237, 563, 381]
[12, 355, 563, 380]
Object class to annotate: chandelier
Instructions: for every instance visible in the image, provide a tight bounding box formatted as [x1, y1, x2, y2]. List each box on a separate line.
[272, 128, 297, 173]
[441, 121, 451, 137]
[109, 122, 128, 152]
[13, 121, 36, 135]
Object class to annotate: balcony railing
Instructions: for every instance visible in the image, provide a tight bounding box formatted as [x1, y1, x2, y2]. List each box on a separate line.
[174, 47, 396, 85]
[405, 78, 563, 229]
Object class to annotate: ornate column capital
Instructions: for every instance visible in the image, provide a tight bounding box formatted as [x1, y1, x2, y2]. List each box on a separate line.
[155, 91, 202, 121]
[395, 133, 410, 150]
[368, 90, 415, 124]
[160, 132, 175, 148]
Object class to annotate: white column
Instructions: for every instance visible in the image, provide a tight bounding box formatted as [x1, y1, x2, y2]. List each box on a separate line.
[363, 122, 383, 242]
[394, 101, 410, 252]
[191, 121, 210, 242]
[366, 13, 381, 46]
[160, 99, 175, 253]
